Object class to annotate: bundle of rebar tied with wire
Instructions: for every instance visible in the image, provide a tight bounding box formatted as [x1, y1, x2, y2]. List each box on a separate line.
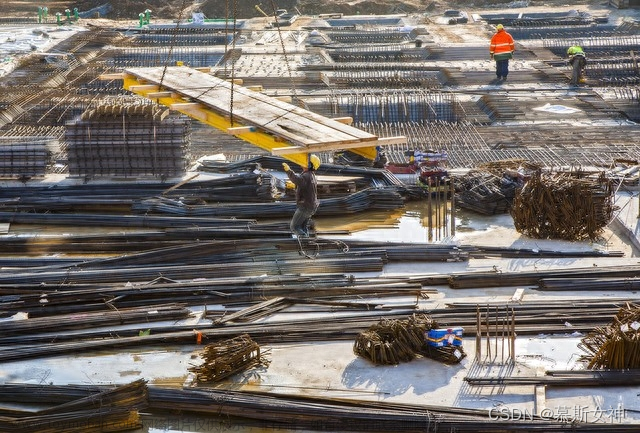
[510, 171, 615, 241]
[578, 302, 640, 370]
[353, 314, 466, 365]
[189, 334, 268, 383]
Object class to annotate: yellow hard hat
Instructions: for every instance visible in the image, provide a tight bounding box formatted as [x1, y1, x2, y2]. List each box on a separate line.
[496, 24, 504, 30]
[309, 154, 320, 170]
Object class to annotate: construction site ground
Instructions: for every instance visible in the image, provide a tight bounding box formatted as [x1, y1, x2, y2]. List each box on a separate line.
[1, 1, 640, 432]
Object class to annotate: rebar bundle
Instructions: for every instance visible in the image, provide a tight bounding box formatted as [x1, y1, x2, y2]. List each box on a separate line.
[354, 316, 429, 365]
[454, 170, 520, 215]
[0, 379, 147, 433]
[189, 334, 266, 383]
[353, 314, 464, 365]
[324, 29, 413, 44]
[510, 171, 615, 241]
[329, 90, 459, 123]
[329, 70, 441, 89]
[66, 111, 190, 179]
[578, 303, 640, 369]
[109, 47, 225, 68]
[0, 136, 54, 179]
[328, 45, 429, 63]
[131, 32, 232, 47]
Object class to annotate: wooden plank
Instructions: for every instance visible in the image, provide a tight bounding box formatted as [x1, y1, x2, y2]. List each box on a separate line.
[170, 102, 204, 110]
[510, 288, 525, 303]
[129, 84, 159, 92]
[534, 385, 546, 415]
[162, 174, 200, 195]
[99, 73, 125, 80]
[147, 91, 174, 98]
[124, 67, 378, 147]
[227, 126, 257, 134]
[332, 116, 353, 125]
[375, 136, 408, 146]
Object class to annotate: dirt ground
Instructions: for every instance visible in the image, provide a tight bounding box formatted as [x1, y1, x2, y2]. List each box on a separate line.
[4, 0, 607, 20]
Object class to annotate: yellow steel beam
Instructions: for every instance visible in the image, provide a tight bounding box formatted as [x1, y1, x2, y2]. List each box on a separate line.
[119, 72, 390, 165]
[122, 74, 311, 167]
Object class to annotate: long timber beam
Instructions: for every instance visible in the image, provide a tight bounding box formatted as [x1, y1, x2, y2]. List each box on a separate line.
[101, 67, 405, 165]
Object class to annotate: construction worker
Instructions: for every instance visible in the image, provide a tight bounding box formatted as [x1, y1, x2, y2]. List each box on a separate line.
[282, 154, 320, 237]
[567, 45, 587, 84]
[373, 146, 388, 168]
[489, 24, 515, 81]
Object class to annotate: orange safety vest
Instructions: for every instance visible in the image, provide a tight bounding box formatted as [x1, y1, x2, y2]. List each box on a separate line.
[489, 29, 515, 60]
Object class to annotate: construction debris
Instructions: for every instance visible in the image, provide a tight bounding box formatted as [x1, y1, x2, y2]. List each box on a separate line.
[511, 171, 615, 241]
[189, 334, 267, 383]
[578, 302, 640, 370]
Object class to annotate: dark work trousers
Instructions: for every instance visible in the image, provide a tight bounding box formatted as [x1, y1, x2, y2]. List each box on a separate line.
[290, 206, 315, 236]
[496, 59, 510, 78]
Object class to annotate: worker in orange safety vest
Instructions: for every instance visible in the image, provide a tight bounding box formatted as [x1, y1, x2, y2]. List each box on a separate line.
[489, 24, 515, 81]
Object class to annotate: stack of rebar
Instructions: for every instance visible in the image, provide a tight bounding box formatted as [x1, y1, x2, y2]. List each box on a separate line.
[108, 47, 225, 68]
[329, 70, 441, 89]
[354, 316, 430, 365]
[132, 187, 405, 218]
[329, 90, 459, 123]
[511, 171, 615, 241]
[324, 29, 413, 44]
[0, 379, 147, 433]
[454, 170, 519, 215]
[354, 314, 465, 365]
[0, 136, 54, 179]
[579, 303, 640, 369]
[66, 106, 190, 179]
[189, 334, 266, 383]
[328, 45, 429, 63]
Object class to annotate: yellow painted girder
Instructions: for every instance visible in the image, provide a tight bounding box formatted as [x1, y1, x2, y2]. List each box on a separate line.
[123, 75, 313, 167]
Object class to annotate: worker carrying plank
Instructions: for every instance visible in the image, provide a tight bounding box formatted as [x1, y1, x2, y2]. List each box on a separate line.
[283, 155, 320, 238]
